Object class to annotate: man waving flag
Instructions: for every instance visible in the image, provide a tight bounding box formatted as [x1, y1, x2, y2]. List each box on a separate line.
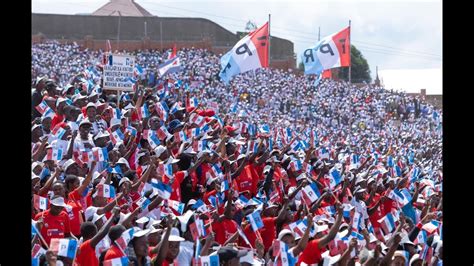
[219, 22, 269, 84]
[301, 26, 350, 75]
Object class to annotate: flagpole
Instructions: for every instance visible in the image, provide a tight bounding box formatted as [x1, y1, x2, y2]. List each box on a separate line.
[318, 26, 321, 41]
[268, 14, 271, 68]
[348, 20, 352, 84]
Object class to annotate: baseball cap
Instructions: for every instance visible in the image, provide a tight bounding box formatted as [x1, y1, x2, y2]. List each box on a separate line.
[133, 228, 151, 238]
[169, 227, 185, 242]
[177, 210, 195, 232]
[56, 97, 69, 107]
[91, 213, 105, 224]
[118, 212, 133, 225]
[392, 250, 407, 262]
[50, 197, 68, 208]
[32, 162, 43, 171]
[277, 229, 294, 241]
[321, 251, 341, 266]
[31, 124, 41, 132]
[124, 103, 135, 110]
[119, 177, 132, 187]
[63, 159, 77, 172]
[136, 217, 150, 229]
[117, 158, 130, 169]
[296, 173, 307, 181]
[110, 118, 121, 128]
[354, 186, 366, 194]
[79, 118, 93, 128]
[237, 154, 247, 161]
[263, 165, 272, 174]
[94, 131, 110, 140]
[167, 157, 180, 164]
[35, 75, 48, 87]
[409, 254, 422, 266]
[72, 94, 87, 103]
[31, 173, 40, 180]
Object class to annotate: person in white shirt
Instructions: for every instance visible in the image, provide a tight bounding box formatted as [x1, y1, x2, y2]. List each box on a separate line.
[74, 119, 95, 153]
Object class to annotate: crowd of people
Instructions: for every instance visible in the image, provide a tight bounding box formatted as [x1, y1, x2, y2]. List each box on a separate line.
[31, 40, 443, 266]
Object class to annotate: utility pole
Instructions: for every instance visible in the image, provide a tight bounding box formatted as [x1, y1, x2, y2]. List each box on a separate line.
[160, 20, 163, 51]
[117, 11, 121, 51]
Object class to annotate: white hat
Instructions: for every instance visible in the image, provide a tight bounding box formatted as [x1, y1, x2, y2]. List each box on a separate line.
[124, 103, 135, 110]
[392, 251, 407, 262]
[56, 97, 69, 107]
[154, 145, 167, 157]
[63, 159, 76, 171]
[117, 158, 130, 169]
[133, 228, 151, 238]
[239, 250, 261, 264]
[50, 197, 68, 208]
[110, 118, 121, 128]
[354, 187, 367, 194]
[92, 171, 102, 181]
[118, 212, 133, 225]
[321, 250, 341, 266]
[237, 154, 247, 161]
[86, 102, 96, 109]
[296, 173, 307, 181]
[136, 217, 150, 229]
[119, 177, 132, 187]
[85, 206, 98, 222]
[167, 157, 180, 164]
[176, 210, 195, 232]
[79, 118, 93, 128]
[409, 254, 422, 266]
[91, 213, 105, 224]
[31, 171, 40, 180]
[315, 224, 329, 233]
[263, 165, 272, 174]
[94, 131, 110, 140]
[277, 229, 294, 241]
[32, 161, 44, 171]
[169, 227, 185, 242]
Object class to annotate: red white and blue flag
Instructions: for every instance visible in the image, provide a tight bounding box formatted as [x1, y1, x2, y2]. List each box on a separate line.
[219, 22, 269, 83]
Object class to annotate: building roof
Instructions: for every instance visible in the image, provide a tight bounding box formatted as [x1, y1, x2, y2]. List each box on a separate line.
[92, 0, 154, 17]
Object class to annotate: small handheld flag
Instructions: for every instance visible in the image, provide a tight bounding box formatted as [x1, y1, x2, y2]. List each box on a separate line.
[50, 238, 78, 259]
[246, 210, 264, 231]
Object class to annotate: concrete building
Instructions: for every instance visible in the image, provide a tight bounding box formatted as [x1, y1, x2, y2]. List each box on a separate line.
[32, 1, 296, 69]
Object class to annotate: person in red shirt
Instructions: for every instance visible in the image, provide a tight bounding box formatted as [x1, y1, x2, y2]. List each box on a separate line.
[34, 196, 71, 245]
[297, 203, 344, 265]
[213, 190, 239, 245]
[147, 227, 163, 260]
[259, 201, 290, 252]
[103, 225, 127, 261]
[75, 207, 120, 266]
[63, 161, 96, 237]
[153, 217, 185, 266]
[51, 98, 68, 129]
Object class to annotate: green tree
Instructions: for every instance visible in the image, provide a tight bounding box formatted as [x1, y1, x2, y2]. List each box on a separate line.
[338, 45, 371, 83]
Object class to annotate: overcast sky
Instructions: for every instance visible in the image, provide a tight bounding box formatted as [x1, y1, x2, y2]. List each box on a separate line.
[32, 0, 442, 94]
